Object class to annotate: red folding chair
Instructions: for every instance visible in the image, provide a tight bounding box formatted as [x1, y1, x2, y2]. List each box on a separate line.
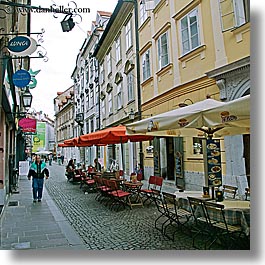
[141, 176, 163, 206]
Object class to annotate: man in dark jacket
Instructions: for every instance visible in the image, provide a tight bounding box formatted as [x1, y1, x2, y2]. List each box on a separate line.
[27, 155, 49, 202]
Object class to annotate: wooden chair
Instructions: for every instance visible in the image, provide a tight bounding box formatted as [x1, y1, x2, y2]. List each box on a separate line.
[108, 180, 131, 211]
[203, 200, 242, 249]
[150, 189, 169, 234]
[222, 184, 238, 199]
[141, 176, 163, 206]
[187, 196, 209, 249]
[162, 192, 192, 240]
[245, 188, 250, 201]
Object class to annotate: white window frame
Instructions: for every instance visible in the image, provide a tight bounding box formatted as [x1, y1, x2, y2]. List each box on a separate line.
[127, 71, 134, 102]
[99, 63, 105, 85]
[180, 8, 200, 55]
[108, 92, 113, 114]
[157, 31, 169, 70]
[115, 36, 121, 63]
[218, 0, 250, 31]
[107, 51, 112, 75]
[116, 82, 122, 110]
[101, 98, 106, 118]
[142, 49, 151, 81]
[125, 20, 132, 51]
[140, 2, 148, 24]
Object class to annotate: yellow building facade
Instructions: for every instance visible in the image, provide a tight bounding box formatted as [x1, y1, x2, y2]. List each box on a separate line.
[138, 0, 250, 195]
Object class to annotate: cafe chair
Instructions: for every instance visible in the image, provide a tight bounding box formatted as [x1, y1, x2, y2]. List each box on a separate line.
[245, 187, 250, 201]
[222, 184, 238, 199]
[108, 180, 132, 211]
[162, 192, 192, 241]
[141, 176, 163, 206]
[150, 189, 169, 235]
[203, 200, 243, 249]
[187, 196, 209, 249]
[80, 173, 96, 193]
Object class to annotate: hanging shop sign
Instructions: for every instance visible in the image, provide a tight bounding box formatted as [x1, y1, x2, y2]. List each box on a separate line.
[7, 36, 37, 56]
[12, 69, 31, 87]
[18, 118, 37, 133]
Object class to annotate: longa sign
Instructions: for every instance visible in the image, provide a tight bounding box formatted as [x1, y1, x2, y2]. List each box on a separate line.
[7, 36, 37, 56]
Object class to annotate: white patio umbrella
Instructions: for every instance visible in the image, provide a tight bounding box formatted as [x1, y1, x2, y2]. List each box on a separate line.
[126, 95, 250, 138]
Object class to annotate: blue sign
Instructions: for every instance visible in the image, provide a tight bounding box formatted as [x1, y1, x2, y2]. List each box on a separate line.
[12, 70, 31, 87]
[7, 36, 37, 56]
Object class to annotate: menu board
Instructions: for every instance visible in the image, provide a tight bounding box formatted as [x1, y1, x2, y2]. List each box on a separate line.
[175, 151, 183, 178]
[153, 150, 160, 175]
[206, 139, 222, 187]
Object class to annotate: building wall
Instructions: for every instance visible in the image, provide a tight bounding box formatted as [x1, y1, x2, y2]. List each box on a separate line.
[138, 0, 250, 196]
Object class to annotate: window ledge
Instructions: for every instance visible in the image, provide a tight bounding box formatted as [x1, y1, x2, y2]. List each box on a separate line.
[139, 16, 151, 32]
[141, 76, 153, 86]
[179, 45, 206, 63]
[231, 22, 250, 34]
[156, 63, 173, 77]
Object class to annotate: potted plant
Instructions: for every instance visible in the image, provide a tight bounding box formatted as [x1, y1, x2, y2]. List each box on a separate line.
[193, 142, 202, 154]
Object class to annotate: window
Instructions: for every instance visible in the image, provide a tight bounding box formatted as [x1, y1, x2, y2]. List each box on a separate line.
[157, 32, 169, 69]
[193, 137, 203, 155]
[219, 0, 250, 31]
[101, 98, 106, 117]
[115, 36, 121, 63]
[116, 83, 122, 110]
[107, 51, 112, 75]
[127, 71, 134, 102]
[142, 49, 151, 81]
[90, 88, 94, 108]
[180, 8, 200, 55]
[99, 63, 105, 85]
[140, 1, 148, 24]
[90, 119, 94, 133]
[125, 20, 132, 50]
[108, 92, 113, 114]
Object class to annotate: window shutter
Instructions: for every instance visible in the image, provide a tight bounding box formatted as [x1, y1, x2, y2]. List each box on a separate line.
[218, 0, 235, 31]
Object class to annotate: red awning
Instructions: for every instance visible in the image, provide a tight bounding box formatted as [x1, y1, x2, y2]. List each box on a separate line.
[79, 125, 154, 145]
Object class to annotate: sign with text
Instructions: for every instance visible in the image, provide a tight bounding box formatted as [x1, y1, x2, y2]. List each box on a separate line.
[18, 118, 37, 133]
[206, 139, 222, 187]
[12, 69, 31, 87]
[8, 36, 37, 56]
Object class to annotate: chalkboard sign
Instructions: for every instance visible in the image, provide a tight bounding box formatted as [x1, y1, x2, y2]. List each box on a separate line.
[175, 151, 183, 178]
[153, 150, 160, 175]
[206, 139, 222, 187]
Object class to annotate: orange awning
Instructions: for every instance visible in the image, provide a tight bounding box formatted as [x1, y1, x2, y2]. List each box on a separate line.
[79, 125, 154, 145]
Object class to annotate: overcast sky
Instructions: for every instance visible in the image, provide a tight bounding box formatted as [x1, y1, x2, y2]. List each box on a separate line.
[30, 0, 118, 118]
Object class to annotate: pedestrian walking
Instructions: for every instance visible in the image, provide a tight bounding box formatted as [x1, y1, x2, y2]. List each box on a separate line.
[27, 155, 49, 203]
[48, 153, 53, 166]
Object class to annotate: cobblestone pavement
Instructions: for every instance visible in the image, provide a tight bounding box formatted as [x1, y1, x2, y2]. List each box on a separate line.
[45, 164, 249, 250]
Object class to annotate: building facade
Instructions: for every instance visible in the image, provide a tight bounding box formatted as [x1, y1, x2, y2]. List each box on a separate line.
[54, 86, 75, 164]
[0, 0, 31, 206]
[137, 0, 250, 195]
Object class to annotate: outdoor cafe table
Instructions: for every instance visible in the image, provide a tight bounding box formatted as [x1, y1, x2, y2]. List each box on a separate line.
[175, 194, 250, 236]
[123, 181, 144, 208]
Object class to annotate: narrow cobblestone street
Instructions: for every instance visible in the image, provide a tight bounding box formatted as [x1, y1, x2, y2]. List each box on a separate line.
[45, 163, 198, 250]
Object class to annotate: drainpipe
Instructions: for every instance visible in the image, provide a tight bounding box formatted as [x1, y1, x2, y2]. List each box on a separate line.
[133, 0, 144, 178]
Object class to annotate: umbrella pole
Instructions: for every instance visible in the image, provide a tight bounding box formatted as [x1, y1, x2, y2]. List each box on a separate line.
[120, 137, 125, 180]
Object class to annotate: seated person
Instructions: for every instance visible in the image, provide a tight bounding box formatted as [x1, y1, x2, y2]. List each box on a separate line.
[66, 159, 75, 180]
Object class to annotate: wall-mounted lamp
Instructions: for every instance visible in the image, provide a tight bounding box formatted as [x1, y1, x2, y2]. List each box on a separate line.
[123, 108, 135, 120]
[178, 98, 194, 108]
[75, 112, 84, 135]
[61, 15, 75, 32]
[22, 87, 33, 109]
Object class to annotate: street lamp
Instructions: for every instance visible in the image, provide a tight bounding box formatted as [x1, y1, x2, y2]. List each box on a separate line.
[75, 112, 84, 135]
[22, 87, 33, 109]
[61, 15, 75, 32]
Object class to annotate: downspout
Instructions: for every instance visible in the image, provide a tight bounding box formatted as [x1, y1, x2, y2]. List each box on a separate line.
[133, 0, 144, 177]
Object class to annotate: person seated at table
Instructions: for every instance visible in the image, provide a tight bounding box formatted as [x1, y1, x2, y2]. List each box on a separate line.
[66, 159, 75, 180]
[94, 158, 102, 172]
